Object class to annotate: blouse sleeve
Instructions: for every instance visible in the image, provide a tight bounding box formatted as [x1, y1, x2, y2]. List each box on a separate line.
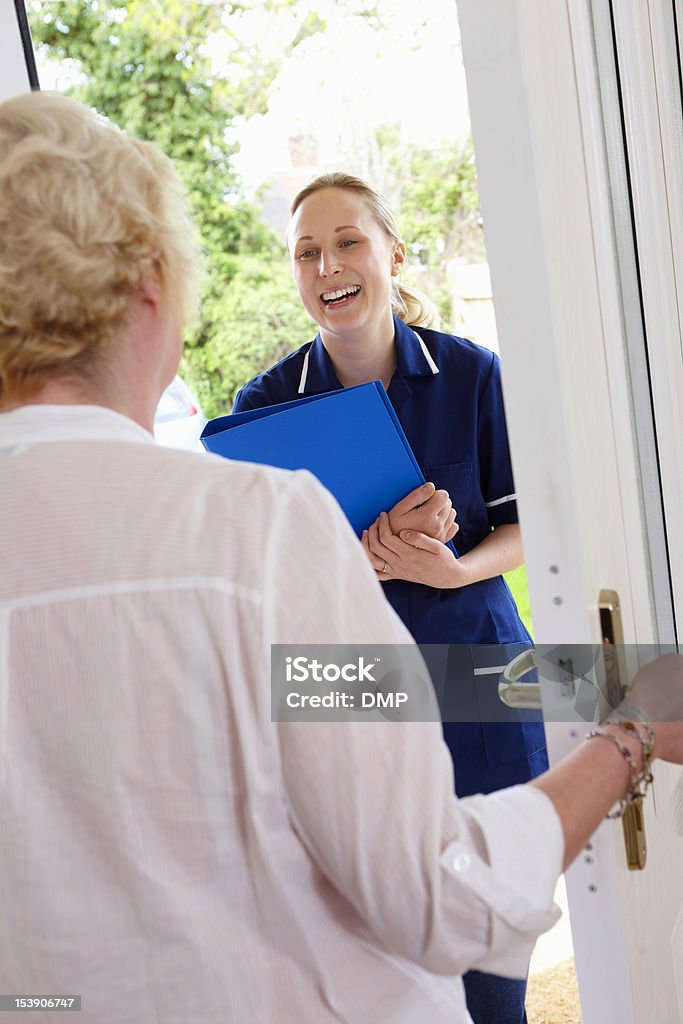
[477, 352, 520, 528]
[268, 472, 563, 979]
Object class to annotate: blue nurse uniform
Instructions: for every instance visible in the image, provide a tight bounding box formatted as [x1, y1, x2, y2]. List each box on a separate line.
[233, 315, 547, 798]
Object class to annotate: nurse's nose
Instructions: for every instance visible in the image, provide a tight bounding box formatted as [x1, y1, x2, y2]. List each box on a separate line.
[318, 248, 342, 277]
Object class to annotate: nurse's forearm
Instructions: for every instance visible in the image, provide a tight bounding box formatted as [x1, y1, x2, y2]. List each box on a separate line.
[452, 523, 524, 586]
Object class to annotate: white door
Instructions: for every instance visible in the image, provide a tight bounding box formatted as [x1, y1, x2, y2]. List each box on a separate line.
[0, 0, 39, 102]
[457, 0, 683, 1021]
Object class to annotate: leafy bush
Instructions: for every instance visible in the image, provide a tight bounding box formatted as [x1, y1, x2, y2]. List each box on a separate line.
[185, 254, 317, 418]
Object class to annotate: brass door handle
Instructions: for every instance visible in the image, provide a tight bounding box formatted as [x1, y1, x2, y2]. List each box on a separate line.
[497, 649, 542, 709]
[599, 588, 646, 870]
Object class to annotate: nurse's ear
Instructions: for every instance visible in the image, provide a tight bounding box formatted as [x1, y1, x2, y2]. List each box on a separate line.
[390, 241, 407, 276]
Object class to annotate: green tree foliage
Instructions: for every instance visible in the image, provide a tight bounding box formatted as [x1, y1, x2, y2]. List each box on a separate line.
[30, 1, 267, 280]
[194, 254, 317, 418]
[398, 139, 483, 267]
[28, 0, 311, 413]
[28, 0, 483, 414]
[396, 138, 483, 327]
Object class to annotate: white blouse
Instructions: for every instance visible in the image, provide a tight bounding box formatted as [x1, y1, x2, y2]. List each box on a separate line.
[0, 405, 562, 1023]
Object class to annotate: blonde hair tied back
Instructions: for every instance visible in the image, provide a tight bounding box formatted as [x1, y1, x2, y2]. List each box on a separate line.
[0, 91, 201, 402]
[290, 172, 441, 331]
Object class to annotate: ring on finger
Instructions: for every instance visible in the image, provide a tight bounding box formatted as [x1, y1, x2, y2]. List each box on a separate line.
[381, 561, 388, 573]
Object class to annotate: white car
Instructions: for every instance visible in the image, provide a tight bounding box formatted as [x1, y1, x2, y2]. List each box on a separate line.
[154, 376, 208, 452]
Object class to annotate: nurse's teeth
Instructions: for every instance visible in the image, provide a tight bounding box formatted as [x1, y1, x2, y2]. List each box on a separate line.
[322, 285, 361, 302]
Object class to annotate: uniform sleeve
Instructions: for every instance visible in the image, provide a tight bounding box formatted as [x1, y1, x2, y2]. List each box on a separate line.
[266, 472, 563, 978]
[477, 352, 519, 528]
[232, 383, 262, 414]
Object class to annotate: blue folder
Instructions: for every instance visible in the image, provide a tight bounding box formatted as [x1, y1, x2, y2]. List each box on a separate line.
[201, 381, 427, 537]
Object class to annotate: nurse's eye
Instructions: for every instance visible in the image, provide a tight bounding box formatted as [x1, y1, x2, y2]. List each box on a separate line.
[339, 239, 358, 248]
[296, 248, 318, 260]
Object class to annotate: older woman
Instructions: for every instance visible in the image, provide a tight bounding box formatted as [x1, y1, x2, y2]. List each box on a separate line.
[1, 91, 682, 1024]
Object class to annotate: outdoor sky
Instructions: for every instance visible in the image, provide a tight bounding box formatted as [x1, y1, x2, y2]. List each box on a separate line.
[212, 0, 470, 194]
[31, 0, 470, 195]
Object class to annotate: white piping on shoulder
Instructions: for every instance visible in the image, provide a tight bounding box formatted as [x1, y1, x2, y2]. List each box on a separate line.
[485, 493, 517, 508]
[297, 350, 310, 394]
[298, 332, 438, 392]
[412, 331, 439, 375]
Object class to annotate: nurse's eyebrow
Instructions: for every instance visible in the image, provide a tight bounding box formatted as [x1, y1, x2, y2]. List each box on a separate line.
[295, 225, 361, 243]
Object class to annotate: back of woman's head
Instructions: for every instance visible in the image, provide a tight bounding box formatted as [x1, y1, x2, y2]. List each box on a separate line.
[0, 91, 200, 402]
[290, 172, 441, 330]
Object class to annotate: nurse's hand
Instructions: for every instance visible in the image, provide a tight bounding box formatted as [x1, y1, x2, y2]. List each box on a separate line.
[362, 513, 471, 589]
[387, 481, 459, 544]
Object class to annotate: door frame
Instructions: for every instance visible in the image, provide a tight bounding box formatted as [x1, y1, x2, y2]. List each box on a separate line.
[457, 0, 681, 1021]
[607, 0, 683, 639]
[1, 0, 39, 101]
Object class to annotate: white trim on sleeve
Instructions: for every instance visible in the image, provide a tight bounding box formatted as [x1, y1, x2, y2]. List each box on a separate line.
[485, 493, 517, 508]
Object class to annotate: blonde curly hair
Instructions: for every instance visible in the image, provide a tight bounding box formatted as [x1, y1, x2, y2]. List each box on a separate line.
[0, 91, 200, 402]
[290, 172, 441, 330]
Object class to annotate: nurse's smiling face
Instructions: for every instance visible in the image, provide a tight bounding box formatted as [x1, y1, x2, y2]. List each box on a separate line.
[288, 187, 405, 343]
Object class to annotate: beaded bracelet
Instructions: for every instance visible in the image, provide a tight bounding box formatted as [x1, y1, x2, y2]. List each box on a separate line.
[617, 720, 655, 760]
[585, 725, 653, 819]
[617, 721, 655, 789]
